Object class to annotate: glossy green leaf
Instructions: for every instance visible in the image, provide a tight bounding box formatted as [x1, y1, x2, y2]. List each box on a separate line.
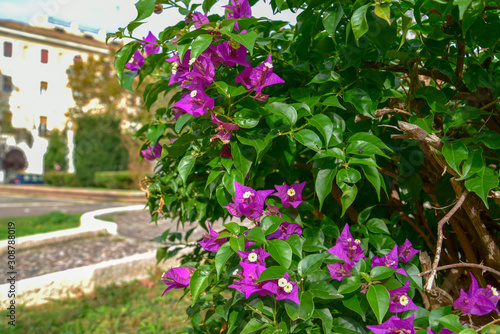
[464, 166, 499, 208]
[475, 130, 500, 149]
[177, 154, 196, 184]
[436, 314, 467, 333]
[115, 42, 139, 86]
[268, 239, 292, 269]
[344, 88, 374, 117]
[190, 266, 210, 306]
[310, 114, 334, 147]
[255, 266, 287, 283]
[215, 242, 234, 279]
[337, 168, 362, 184]
[315, 168, 336, 211]
[367, 284, 390, 324]
[338, 275, 362, 294]
[323, 4, 343, 37]
[366, 218, 390, 235]
[133, 0, 156, 22]
[351, 5, 370, 40]
[266, 102, 297, 125]
[190, 34, 213, 60]
[308, 280, 343, 300]
[338, 183, 358, 218]
[322, 95, 346, 110]
[246, 227, 268, 245]
[442, 141, 468, 175]
[342, 293, 368, 321]
[370, 266, 396, 280]
[293, 129, 322, 152]
[286, 234, 303, 258]
[374, 4, 391, 25]
[313, 308, 333, 334]
[453, 0, 473, 20]
[228, 30, 258, 55]
[231, 141, 255, 178]
[174, 113, 193, 133]
[298, 253, 328, 277]
[229, 236, 245, 253]
[241, 319, 270, 334]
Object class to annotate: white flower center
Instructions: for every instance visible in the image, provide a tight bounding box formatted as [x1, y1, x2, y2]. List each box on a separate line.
[172, 69, 177, 75]
[243, 191, 253, 199]
[264, 62, 273, 69]
[189, 57, 196, 65]
[284, 283, 293, 293]
[278, 278, 288, 287]
[492, 287, 498, 296]
[399, 295, 409, 306]
[248, 252, 258, 263]
[232, 269, 239, 276]
[287, 188, 296, 197]
[190, 90, 197, 97]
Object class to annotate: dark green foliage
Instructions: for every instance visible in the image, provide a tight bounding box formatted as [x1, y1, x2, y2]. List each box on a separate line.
[74, 114, 128, 186]
[43, 129, 68, 172]
[94, 171, 135, 189]
[43, 171, 81, 187]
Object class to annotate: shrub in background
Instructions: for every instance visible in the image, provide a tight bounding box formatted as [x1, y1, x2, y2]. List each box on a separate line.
[74, 114, 128, 186]
[94, 171, 134, 189]
[43, 171, 80, 187]
[44, 129, 68, 172]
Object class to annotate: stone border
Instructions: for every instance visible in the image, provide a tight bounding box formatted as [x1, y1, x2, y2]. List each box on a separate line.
[0, 204, 145, 254]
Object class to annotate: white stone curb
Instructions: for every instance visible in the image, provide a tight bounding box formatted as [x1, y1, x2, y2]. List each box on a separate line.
[0, 204, 145, 254]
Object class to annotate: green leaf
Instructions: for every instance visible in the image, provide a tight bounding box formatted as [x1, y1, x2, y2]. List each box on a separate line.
[464, 166, 499, 208]
[342, 294, 368, 321]
[229, 30, 258, 55]
[315, 168, 336, 211]
[436, 314, 467, 333]
[374, 4, 391, 25]
[429, 306, 452, 331]
[323, 4, 343, 37]
[261, 215, 285, 234]
[475, 130, 500, 149]
[370, 266, 396, 280]
[414, 86, 448, 113]
[255, 266, 287, 283]
[453, 0, 473, 20]
[190, 34, 213, 60]
[231, 141, 255, 177]
[229, 236, 246, 253]
[332, 316, 367, 334]
[175, 113, 193, 133]
[442, 141, 468, 175]
[338, 275, 362, 294]
[233, 109, 261, 129]
[265, 102, 298, 125]
[133, 0, 156, 22]
[268, 239, 292, 269]
[115, 42, 139, 86]
[366, 218, 390, 235]
[190, 266, 210, 306]
[146, 123, 166, 144]
[344, 88, 374, 117]
[367, 284, 390, 324]
[309, 114, 334, 147]
[337, 168, 362, 184]
[322, 95, 346, 110]
[460, 147, 483, 179]
[224, 222, 240, 235]
[293, 129, 322, 152]
[308, 280, 343, 300]
[346, 141, 389, 158]
[215, 242, 234, 280]
[298, 291, 315, 320]
[309, 148, 346, 162]
[351, 5, 370, 40]
[298, 254, 328, 277]
[399, 13, 413, 50]
[338, 183, 358, 218]
[241, 319, 270, 334]
[313, 308, 333, 334]
[246, 227, 268, 245]
[286, 234, 303, 258]
[177, 154, 196, 184]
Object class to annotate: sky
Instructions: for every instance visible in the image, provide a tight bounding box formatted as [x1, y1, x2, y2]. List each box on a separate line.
[0, 0, 298, 39]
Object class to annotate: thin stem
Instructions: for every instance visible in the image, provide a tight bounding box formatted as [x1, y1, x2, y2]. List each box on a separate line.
[278, 122, 309, 136]
[419, 263, 500, 278]
[477, 318, 500, 332]
[246, 304, 273, 324]
[425, 191, 468, 292]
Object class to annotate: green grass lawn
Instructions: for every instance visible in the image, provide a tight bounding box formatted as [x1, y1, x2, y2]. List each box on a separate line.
[0, 271, 191, 333]
[0, 211, 81, 239]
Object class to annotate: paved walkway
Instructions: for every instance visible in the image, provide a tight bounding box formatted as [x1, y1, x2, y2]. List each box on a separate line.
[18, 210, 227, 280]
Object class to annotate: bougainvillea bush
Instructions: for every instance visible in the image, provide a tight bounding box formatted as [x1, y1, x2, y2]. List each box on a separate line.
[110, 0, 500, 332]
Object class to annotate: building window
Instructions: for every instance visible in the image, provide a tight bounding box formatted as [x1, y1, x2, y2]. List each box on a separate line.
[40, 81, 48, 95]
[41, 49, 48, 63]
[2, 75, 13, 93]
[3, 42, 12, 57]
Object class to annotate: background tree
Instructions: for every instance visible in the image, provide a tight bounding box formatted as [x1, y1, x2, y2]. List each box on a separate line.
[43, 129, 68, 172]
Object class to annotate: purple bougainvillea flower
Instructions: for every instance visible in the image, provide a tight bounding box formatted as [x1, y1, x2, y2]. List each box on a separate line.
[191, 11, 210, 29]
[126, 50, 145, 72]
[224, 182, 274, 221]
[427, 327, 457, 334]
[220, 144, 232, 159]
[166, 51, 191, 86]
[217, 41, 249, 67]
[172, 86, 214, 117]
[372, 245, 407, 276]
[452, 273, 499, 316]
[327, 262, 353, 281]
[238, 247, 270, 266]
[273, 181, 306, 208]
[249, 54, 285, 94]
[180, 54, 215, 89]
[262, 272, 300, 305]
[327, 224, 365, 266]
[267, 222, 302, 240]
[235, 65, 253, 89]
[141, 143, 162, 161]
[265, 204, 280, 216]
[366, 314, 415, 334]
[223, 0, 252, 21]
[161, 266, 196, 295]
[141, 31, 160, 57]
[229, 262, 268, 298]
[398, 239, 419, 263]
[198, 224, 227, 252]
[210, 112, 239, 144]
[388, 280, 419, 313]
